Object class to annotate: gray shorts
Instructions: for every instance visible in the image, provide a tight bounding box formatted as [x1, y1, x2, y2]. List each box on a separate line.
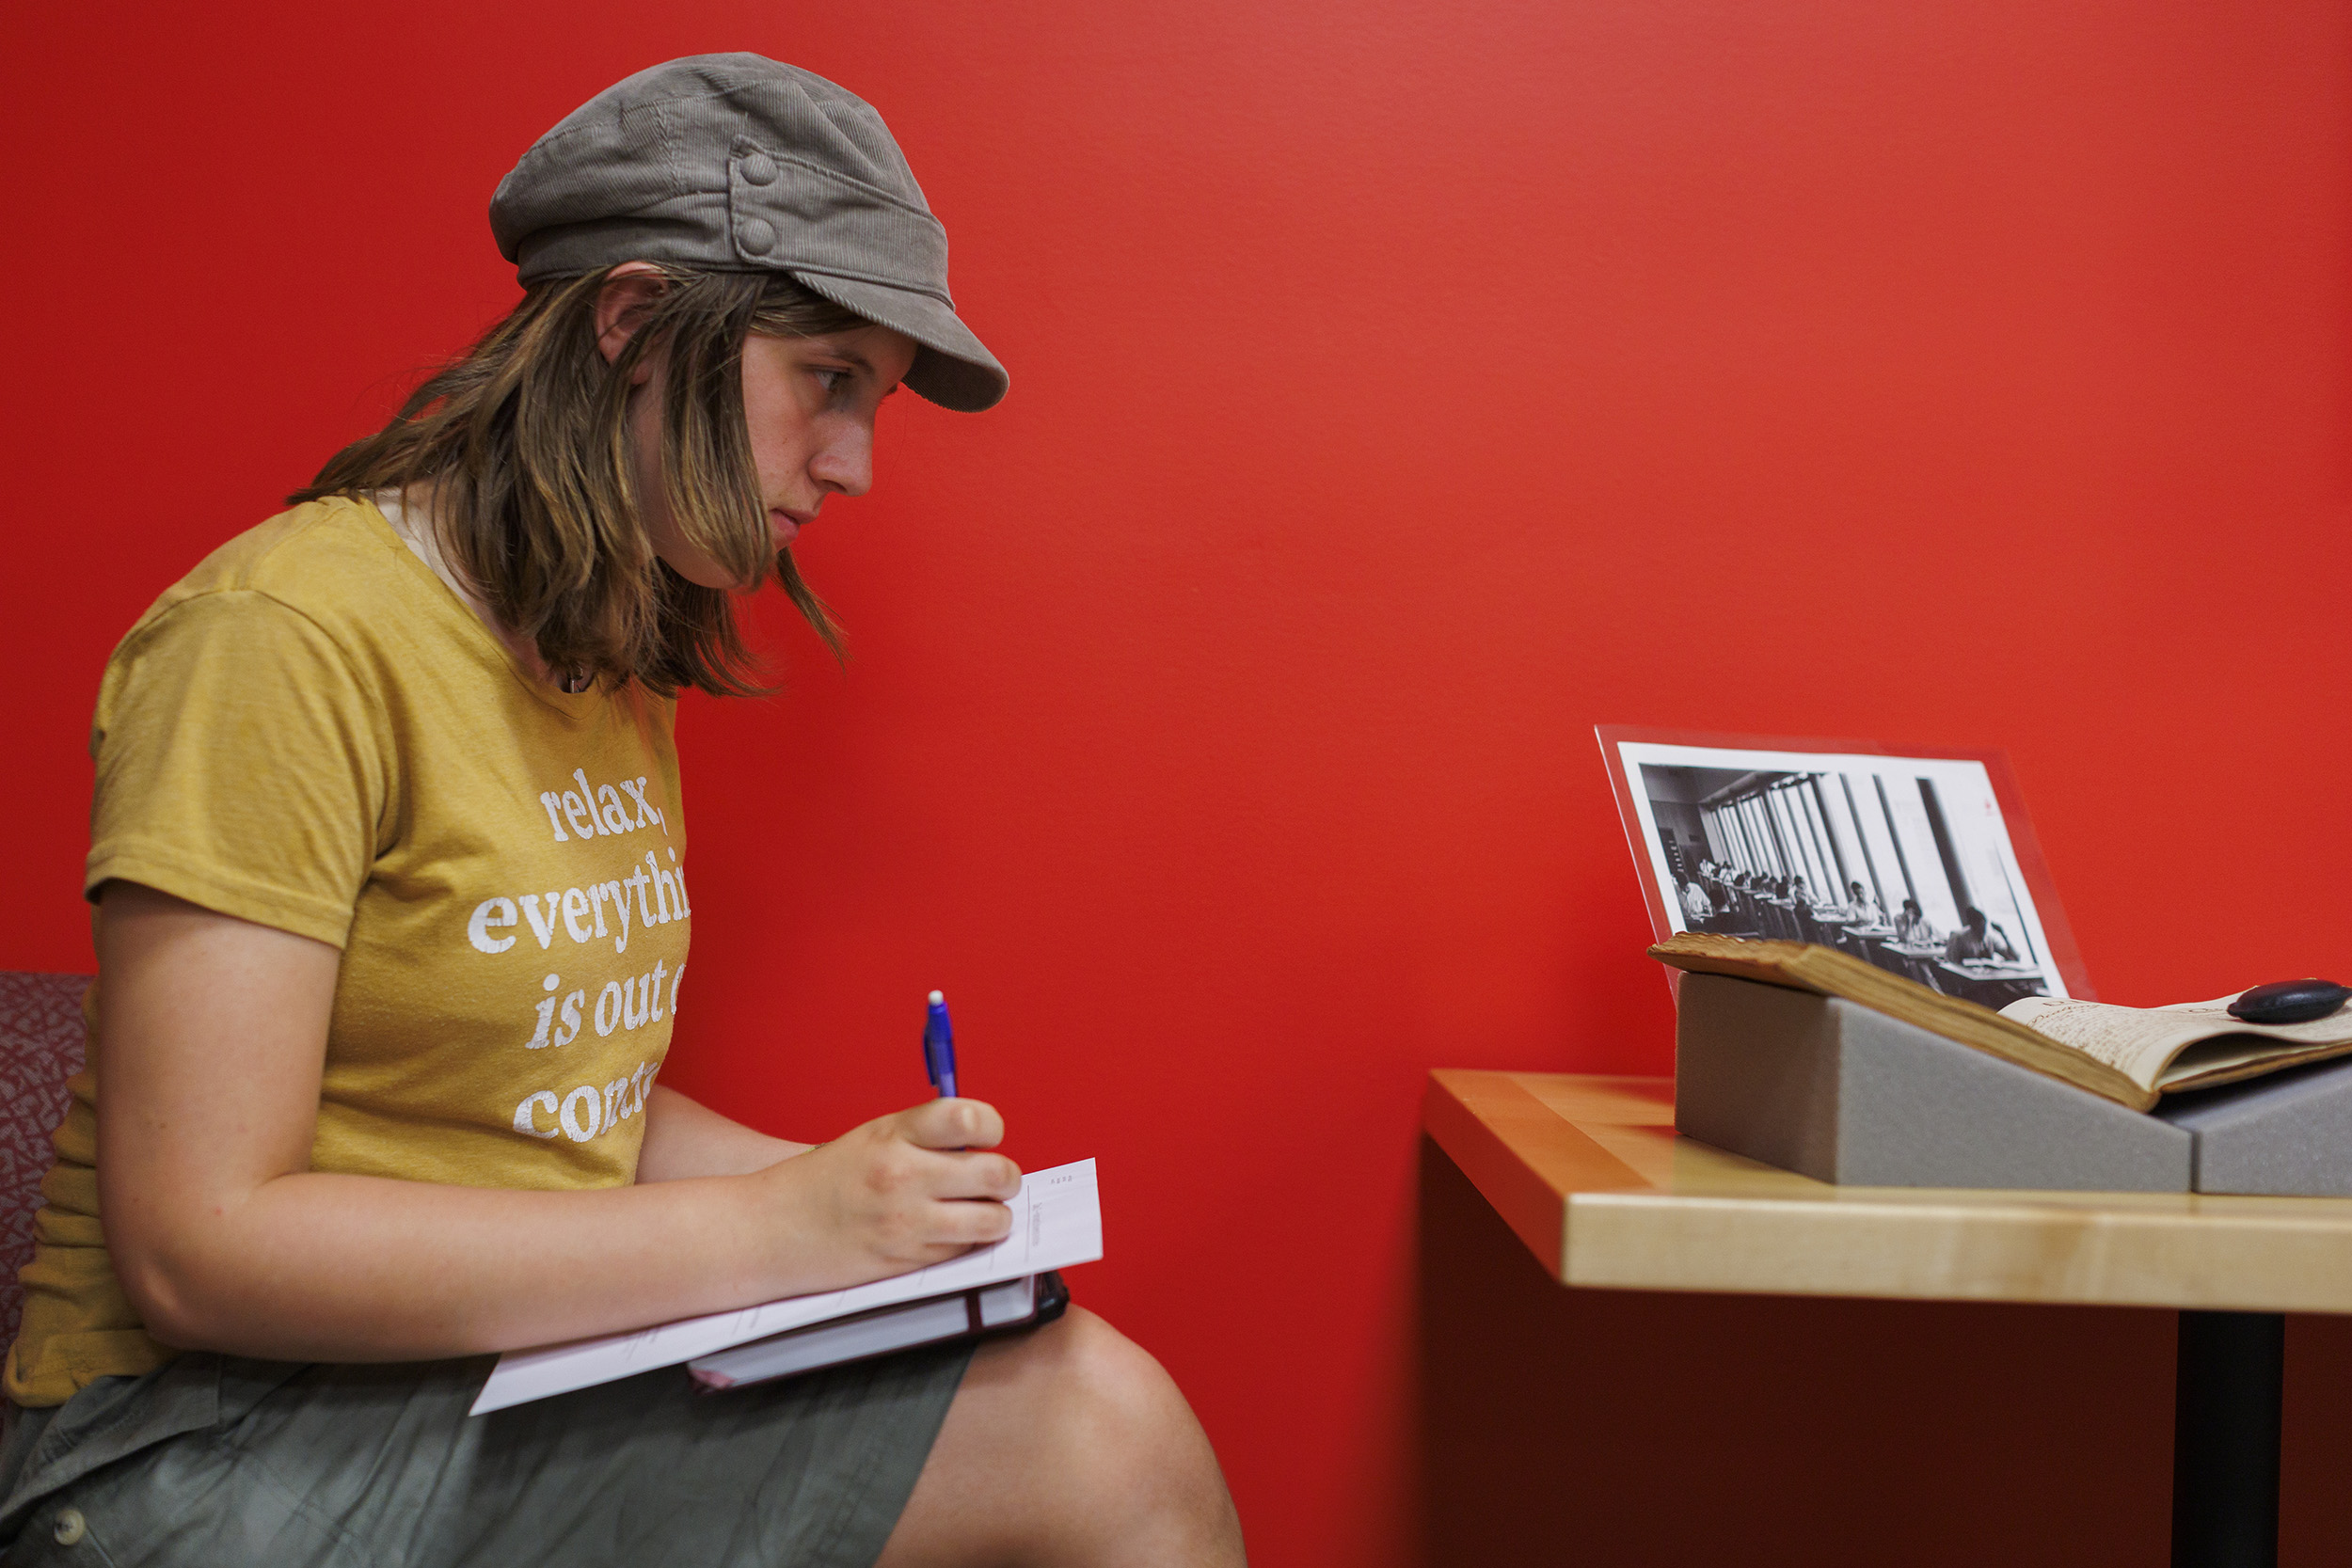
[0, 1342, 972, 1567]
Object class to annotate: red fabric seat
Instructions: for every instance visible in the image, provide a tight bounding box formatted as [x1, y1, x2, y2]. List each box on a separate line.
[0, 974, 91, 1354]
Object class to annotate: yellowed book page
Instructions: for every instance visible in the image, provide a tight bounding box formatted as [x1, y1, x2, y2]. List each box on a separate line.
[2001, 994, 2352, 1094]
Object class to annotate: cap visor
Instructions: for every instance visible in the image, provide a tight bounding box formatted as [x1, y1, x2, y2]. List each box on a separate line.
[788, 272, 1008, 412]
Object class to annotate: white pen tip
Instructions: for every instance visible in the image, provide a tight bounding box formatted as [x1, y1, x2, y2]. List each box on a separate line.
[928, 990, 945, 1005]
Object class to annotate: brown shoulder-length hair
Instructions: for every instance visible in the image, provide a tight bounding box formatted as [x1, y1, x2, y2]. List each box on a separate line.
[294, 265, 870, 697]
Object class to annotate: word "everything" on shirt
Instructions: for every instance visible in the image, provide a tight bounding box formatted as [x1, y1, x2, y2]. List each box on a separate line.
[467, 850, 691, 958]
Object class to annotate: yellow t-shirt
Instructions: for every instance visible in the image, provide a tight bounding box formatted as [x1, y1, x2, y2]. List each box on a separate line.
[8, 496, 695, 1406]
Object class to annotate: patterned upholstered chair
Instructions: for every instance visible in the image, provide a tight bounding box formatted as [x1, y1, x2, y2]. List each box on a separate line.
[0, 974, 92, 1354]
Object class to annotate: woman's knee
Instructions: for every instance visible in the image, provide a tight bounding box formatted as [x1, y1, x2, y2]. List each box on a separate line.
[890, 1309, 1244, 1566]
[982, 1307, 1222, 1497]
[993, 1309, 1174, 1438]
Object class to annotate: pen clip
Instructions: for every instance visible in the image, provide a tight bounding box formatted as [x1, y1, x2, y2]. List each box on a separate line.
[923, 994, 958, 1101]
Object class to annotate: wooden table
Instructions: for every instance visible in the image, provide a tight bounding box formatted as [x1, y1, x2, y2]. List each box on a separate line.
[1423, 1069, 2351, 1567]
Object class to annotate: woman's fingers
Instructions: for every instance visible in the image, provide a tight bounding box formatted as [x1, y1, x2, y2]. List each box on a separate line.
[899, 1096, 1005, 1151]
[882, 1109, 1019, 1252]
[936, 1151, 1023, 1202]
[880, 1137, 1021, 1207]
[760, 1101, 1026, 1279]
[929, 1195, 1017, 1247]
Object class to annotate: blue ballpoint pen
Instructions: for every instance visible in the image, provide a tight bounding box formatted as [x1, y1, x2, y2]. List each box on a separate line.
[923, 990, 958, 1100]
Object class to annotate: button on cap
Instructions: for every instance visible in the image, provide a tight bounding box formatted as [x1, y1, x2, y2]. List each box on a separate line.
[738, 216, 777, 253]
[53, 1508, 86, 1545]
[739, 152, 777, 185]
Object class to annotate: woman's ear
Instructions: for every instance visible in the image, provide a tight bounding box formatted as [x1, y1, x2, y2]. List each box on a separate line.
[594, 262, 670, 380]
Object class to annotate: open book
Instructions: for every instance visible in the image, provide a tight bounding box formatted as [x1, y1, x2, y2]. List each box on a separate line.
[469, 1159, 1103, 1415]
[1651, 933, 2352, 1113]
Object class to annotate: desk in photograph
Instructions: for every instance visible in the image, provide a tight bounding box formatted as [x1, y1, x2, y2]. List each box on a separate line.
[1937, 958, 2048, 1007]
[1422, 1069, 2349, 1567]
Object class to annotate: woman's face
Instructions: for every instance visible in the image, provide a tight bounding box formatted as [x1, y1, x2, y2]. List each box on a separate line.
[631, 323, 920, 590]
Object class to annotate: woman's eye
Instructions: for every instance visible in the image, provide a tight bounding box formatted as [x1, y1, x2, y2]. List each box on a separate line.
[812, 367, 850, 393]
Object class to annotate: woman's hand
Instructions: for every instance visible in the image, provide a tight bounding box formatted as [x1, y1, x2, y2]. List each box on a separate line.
[752, 1099, 1022, 1288]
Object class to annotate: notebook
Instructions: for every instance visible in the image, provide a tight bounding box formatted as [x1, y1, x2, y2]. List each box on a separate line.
[469, 1158, 1103, 1415]
[689, 1270, 1072, 1390]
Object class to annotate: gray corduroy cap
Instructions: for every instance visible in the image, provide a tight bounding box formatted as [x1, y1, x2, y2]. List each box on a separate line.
[490, 54, 1007, 412]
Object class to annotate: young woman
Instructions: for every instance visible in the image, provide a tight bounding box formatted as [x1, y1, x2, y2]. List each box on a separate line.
[0, 55, 1244, 1567]
[1894, 897, 1934, 943]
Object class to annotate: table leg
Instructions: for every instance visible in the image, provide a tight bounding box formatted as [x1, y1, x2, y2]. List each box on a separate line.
[2171, 1309, 2283, 1568]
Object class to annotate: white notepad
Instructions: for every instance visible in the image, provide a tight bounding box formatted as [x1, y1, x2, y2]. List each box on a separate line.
[470, 1158, 1103, 1416]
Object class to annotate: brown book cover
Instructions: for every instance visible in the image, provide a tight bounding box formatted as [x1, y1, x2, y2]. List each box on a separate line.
[1652, 933, 2352, 1112]
[1648, 932, 2153, 1109]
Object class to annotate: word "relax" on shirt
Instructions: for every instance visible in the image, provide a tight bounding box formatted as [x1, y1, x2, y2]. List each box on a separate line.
[537, 768, 667, 844]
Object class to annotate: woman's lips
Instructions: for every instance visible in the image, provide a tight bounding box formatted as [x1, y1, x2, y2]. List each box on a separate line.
[769, 509, 807, 546]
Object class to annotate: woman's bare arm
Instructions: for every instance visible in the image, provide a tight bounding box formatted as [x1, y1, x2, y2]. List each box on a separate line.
[637, 1085, 811, 1180]
[94, 882, 1018, 1363]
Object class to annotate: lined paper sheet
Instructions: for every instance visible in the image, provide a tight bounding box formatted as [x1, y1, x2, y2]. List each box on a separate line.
[470, 1158, 1102, 1415]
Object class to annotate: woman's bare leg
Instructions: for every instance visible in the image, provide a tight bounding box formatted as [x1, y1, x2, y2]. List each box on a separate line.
[874, 1307, 1246, 1567]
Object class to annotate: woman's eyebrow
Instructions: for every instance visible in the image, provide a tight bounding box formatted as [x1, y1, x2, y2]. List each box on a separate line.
[815, 344, 875, 372]
[807, 342, 900, 390]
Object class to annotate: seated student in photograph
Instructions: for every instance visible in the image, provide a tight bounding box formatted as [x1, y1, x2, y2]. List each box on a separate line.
[1894, 897, 1935, 943]
[1945, 906, 2021, 963]
[1843, 880, 1883, 924]
[1680, 879, 1715, 924]
[0, 55, 1245, 1568]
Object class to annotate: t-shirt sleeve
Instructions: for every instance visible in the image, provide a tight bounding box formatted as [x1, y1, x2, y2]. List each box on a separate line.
[86, 590, 389, 948]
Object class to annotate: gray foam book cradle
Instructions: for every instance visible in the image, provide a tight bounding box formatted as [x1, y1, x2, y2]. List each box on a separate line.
[1675, 973, 2352, 1196]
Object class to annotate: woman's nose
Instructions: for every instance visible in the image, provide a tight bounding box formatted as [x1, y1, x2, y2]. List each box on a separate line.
[811, 424, 874, 497]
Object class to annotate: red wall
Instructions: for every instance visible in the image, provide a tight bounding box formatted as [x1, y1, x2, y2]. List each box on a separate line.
[7, 3, 2350, 1561]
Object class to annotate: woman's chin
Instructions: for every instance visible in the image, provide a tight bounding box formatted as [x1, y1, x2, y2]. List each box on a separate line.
[653, 553, 749, 592]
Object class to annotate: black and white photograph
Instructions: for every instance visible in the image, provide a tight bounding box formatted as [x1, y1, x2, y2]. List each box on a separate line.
[1605, 737, 2074, 1008]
